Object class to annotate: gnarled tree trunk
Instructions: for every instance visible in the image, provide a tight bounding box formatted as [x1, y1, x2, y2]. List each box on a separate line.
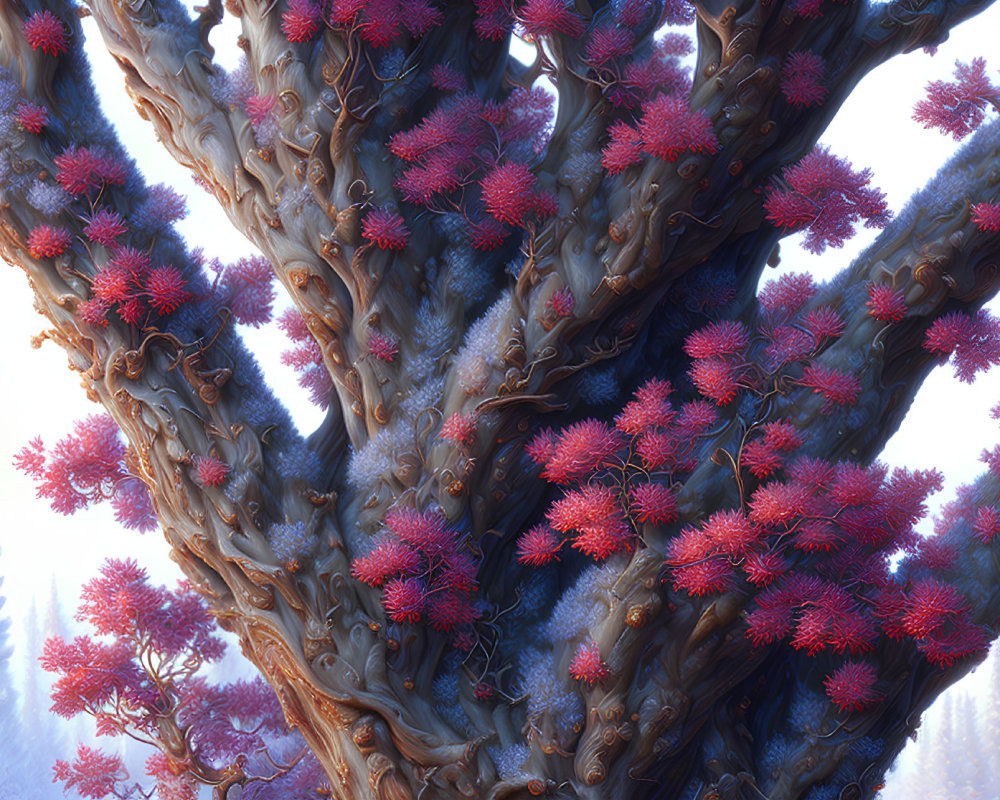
[2, 0, 1000, 798]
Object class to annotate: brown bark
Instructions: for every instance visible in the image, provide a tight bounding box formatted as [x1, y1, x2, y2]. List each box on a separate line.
[2, 0, 1000, 798]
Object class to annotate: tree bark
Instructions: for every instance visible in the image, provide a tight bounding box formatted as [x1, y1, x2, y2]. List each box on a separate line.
[2, 0, 1000, 798]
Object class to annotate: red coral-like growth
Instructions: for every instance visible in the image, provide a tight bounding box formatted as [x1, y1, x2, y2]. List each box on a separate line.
[362, 207, 410, 249]
[367, 328, 399, 361]
[764, 147, 889, 254]
[281, 0, 321, 41]
[516, 525, 562, 565]
[27, 225, 70, 259]
[16, 101, 48, 133]
[971, 202, 1000, 231]
[194, 456, 229, 487]
[824, 661, 880, 712]
[866, 284, 907, 322]
[568, 640, 610, 685]
[145, 266, 190, 314]
[23, 10, 68, 56]
[914, 58, 999, 140]
[781, 51, 827, 107]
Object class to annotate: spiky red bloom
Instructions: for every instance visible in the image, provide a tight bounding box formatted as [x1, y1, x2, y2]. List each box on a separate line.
[516, 524, 562, 565]
[924, 310, 1000, 382]
[638, 94, 718, 163]
[762, 420, 803, 451]
[351, 536, 422, 586]
[635, 430, 679, 470]
[616, 381, 675, 436]
[430, 64, 465, 91]
[585, 25, 633, 67]
[901, 578, 968, 638]
[701, 509, 760, 556]
[480, 162, 538, 226]
[763, 147, 889, 254]
[518, 0, 584, 37]
[781, 51, 827, 107]
[799, 363, 860, 410]
[440, 412, 478, 443]
[281, 0, 321, 41]
[803, 305, 845, 341]
[23, 11, 68, 55]
[671, 559, 734, 596]
[109, 246, 151, 278]
[866, 284, 907, 322]
[541, 419, 624, 483]
[244, 93, 276, 124]
[382, 577, 426, 623]
[824, 661, 879, 712]
[385, 508, 453, 554]
[145, 266, 189, 314]
[91, 267, 131, 304]
[27, 225, 71, 259]
[362, 208, 409, 249]
[741, 440, 783, 478]
[742, 552, 787, 587]
[914, 58, 999, 140]
[77, 298, 109, 327]
[117, 297, 146, 325]
[546, 287, 574, 316]
[971, 202, 1000, 232]
[194, 455, 229, 487]
[601, 121, 642, 175]
[54, 147, 127, 196]
[547, 485, 630, 558]
[525, 427, 556, 465]
[684, 321, 750, 359]
[629, 482, 677, 524]
[16, 101, 48, 133]
[973, 506, 1000, 542]
[568, 640, 610, 685]
[367, 328, 399, 361]
[83, 209, 127, 247]
[426, 591, 479, 632]
[689, 358, 740, 405]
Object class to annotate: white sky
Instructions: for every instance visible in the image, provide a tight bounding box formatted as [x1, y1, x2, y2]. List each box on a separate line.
[2, 0, 1000, 707]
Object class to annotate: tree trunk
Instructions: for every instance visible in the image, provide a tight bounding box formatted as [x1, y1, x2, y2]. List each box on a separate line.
[3, 0, 1000, 798]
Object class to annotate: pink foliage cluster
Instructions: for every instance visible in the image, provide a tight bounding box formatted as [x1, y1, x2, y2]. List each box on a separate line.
[583, 19, 693, 109]
[517, 378, 717, 563]
[22, 10, 68, 55]
[764, 147, 890, 254]
[388, 89, 554, 247]
[567, 640, 610, 685]
[85, 245, 190, 326]
[44, 559, 325, 799]
[280, 0, 442, 47]
[669, 448, 986, 701]
[13, 414, 156, 532]
[602, 94, 718, 174]
[277, 308, 334, 409]
[684, 273, 852, 412]
[866, 284, 908, 322]
[923, 309, 1000, 383]
[54, 146, 127, 196]
[206, 253, 277, 327]
[362, 207, 410, 249]
[351, 508, 482, 640]
[781, 51, 827, 107]
[913, 58, 999, 140]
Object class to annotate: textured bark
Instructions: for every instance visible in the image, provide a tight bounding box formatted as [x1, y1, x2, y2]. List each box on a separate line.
[3, 0, 1000, 799]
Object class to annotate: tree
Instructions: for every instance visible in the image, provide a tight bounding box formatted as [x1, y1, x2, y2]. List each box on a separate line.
[42, 558, 326, 800]
[3, 0, 1000, 798]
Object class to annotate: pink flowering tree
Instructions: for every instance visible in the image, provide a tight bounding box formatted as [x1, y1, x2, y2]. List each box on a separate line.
[43, 559, 327, 799]
[5, 0, 1000, 798]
